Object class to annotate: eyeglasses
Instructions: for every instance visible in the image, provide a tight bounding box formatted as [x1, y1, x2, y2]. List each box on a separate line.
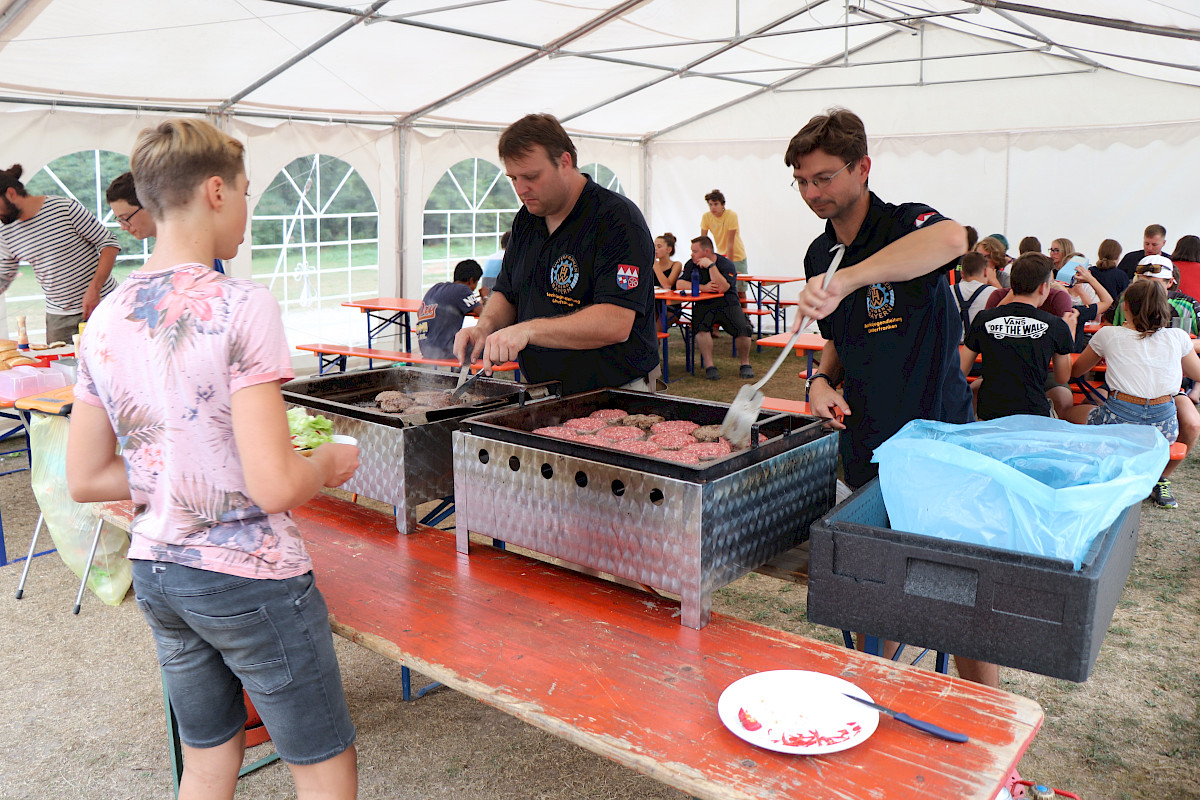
[791, 161, 852, 192]
[116, 206, 143, 227]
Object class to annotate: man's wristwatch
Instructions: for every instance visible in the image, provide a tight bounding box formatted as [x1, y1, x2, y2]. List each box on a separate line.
[806, 372, 835, 394]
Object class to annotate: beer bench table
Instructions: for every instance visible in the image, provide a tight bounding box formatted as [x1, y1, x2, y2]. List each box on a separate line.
[290, 493, 1039, 800]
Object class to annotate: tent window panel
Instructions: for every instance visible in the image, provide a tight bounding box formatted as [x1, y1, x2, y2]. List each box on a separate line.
[422, 158, 519, 293]
[249, 154, 379, 346]
[448, 211, 476, 235]
[8, 149, 137, 343]
[580, 163, 624, 196]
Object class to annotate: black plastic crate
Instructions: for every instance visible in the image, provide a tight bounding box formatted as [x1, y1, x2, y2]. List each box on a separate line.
[806, 478, 1139, 682]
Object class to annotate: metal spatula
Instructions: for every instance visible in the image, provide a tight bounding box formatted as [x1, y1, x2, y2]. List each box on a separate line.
[451, 363, 485, 400]
[720, 243, 846, 448]
[454, 354, 473, 392]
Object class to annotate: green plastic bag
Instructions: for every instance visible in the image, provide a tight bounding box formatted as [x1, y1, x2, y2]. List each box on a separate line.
[28, 412, 131, 605]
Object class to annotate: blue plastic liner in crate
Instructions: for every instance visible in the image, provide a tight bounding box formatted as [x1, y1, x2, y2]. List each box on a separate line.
[871, 416, 1167, 568]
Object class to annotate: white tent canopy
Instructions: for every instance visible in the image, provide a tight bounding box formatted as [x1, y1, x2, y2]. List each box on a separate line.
[2, 0, 1199, 346]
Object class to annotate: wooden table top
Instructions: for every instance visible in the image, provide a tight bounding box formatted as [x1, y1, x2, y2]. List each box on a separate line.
[341, 297, 423, 312]
[294, 493, 1042, 800]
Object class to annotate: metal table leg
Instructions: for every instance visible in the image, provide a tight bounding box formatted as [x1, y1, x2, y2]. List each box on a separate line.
[72, 518, 105, 614]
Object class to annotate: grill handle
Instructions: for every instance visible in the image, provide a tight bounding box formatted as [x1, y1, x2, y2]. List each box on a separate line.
[517, 380, 563, 407]
[750, 410, 797, 448]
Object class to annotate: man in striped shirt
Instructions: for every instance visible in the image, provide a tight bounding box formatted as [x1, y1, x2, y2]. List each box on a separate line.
[1, 163, 120, 343]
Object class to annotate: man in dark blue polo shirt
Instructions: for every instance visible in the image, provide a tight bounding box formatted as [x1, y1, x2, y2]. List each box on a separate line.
[677, 235, 754, 381]
[788, 110, 993, 690]
[788, 108, 972, 489]
[454, 114, 658, 395]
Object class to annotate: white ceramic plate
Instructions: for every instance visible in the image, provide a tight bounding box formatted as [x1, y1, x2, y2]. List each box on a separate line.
[717, 670, 879, 755]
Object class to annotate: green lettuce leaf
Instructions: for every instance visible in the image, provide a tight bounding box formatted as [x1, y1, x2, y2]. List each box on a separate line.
[287, 407, 334, 450]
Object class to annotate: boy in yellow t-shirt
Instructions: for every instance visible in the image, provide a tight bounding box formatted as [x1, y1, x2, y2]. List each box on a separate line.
[700, 189, 747, 298]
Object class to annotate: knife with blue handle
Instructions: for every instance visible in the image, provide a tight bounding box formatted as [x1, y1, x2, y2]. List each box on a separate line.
[843, 693, 969, 743]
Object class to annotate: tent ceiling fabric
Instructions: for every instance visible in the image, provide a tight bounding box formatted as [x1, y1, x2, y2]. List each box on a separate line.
[0, 0, 1197, 138]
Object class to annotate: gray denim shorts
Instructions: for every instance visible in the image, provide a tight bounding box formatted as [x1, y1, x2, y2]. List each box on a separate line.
[131, 560, 355, 765]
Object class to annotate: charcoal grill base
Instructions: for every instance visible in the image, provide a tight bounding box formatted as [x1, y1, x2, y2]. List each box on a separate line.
[283, 366, 550, 534]
[453, 429, 838, 629]
[281, 403, 455, 533]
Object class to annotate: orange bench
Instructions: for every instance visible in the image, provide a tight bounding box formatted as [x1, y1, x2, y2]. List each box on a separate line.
[740, 299, 797, 339]
[741, 299, 798, 308]
[761, 396, 811, 415]
[297, 343, 519, 377]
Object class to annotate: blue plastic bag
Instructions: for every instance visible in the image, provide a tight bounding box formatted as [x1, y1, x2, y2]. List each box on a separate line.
[872, 416, 1168, 568]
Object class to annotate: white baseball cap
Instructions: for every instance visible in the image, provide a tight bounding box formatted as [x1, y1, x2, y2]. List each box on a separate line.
[1137, 254, 1174, 280]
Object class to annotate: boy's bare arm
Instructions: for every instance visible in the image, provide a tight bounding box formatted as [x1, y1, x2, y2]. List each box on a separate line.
[66, 402, 131, 503]
[960, 346, 978, 377]
[232, 381, 358, 514]
[1052, 352, 1072, 384]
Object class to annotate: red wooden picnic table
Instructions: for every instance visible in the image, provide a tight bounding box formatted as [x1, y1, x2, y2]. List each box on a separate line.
[654, 288, 723, 379]
[342, 297, 424, 352]
[293, 493, 1042, 800]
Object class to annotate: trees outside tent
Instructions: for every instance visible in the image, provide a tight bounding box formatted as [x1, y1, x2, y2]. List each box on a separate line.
[422, 158, 519, 292]
[249, 154, 379, 345]
[580, 163, 624, 196]
[420, 158, 626, 293]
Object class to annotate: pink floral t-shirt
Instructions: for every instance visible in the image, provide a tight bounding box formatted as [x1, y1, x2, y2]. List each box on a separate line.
[74, 264, 311, 579]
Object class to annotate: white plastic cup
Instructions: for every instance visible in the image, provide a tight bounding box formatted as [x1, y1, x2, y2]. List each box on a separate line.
[329, 434, 358, 446]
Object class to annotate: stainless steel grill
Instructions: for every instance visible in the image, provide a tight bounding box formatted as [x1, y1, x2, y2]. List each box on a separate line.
[282, 366, 554, 532]
[453, 389, 839, 628]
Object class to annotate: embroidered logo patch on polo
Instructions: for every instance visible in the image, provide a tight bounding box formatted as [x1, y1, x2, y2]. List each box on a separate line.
[616, 264, 639, 290]
[550, 255, 580, 294]
[866, 282, 895, 320]
[914, 212, 936, 228]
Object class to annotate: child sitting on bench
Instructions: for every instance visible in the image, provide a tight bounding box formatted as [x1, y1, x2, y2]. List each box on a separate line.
[961, 253, 1077, 421]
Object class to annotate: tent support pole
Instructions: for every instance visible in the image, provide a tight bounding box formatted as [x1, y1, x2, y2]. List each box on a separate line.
[640, 141, 650, 230]
[398, 0, 654, 125]
[965, 1, 1200, 41]
[218, 0, 389, 113]
[395, 123, 408, 300]
[560, 0, 832, 124]
[645, 30, 898, 142]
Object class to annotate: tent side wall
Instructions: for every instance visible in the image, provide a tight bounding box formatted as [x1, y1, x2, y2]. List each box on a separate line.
[0, 109, 403, 350]
[6, 98, 1200, 348]
[401, 127, 645, 300]
[647, 70, 1200, 280]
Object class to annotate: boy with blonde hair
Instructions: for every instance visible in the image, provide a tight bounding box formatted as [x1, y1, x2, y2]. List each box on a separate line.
[66, 118, 359, 800]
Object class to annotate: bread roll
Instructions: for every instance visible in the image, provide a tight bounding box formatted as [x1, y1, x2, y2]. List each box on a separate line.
[0, 349, 18, 363]
[0, 339, 16, 349]
[5, 356, 38, 367]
